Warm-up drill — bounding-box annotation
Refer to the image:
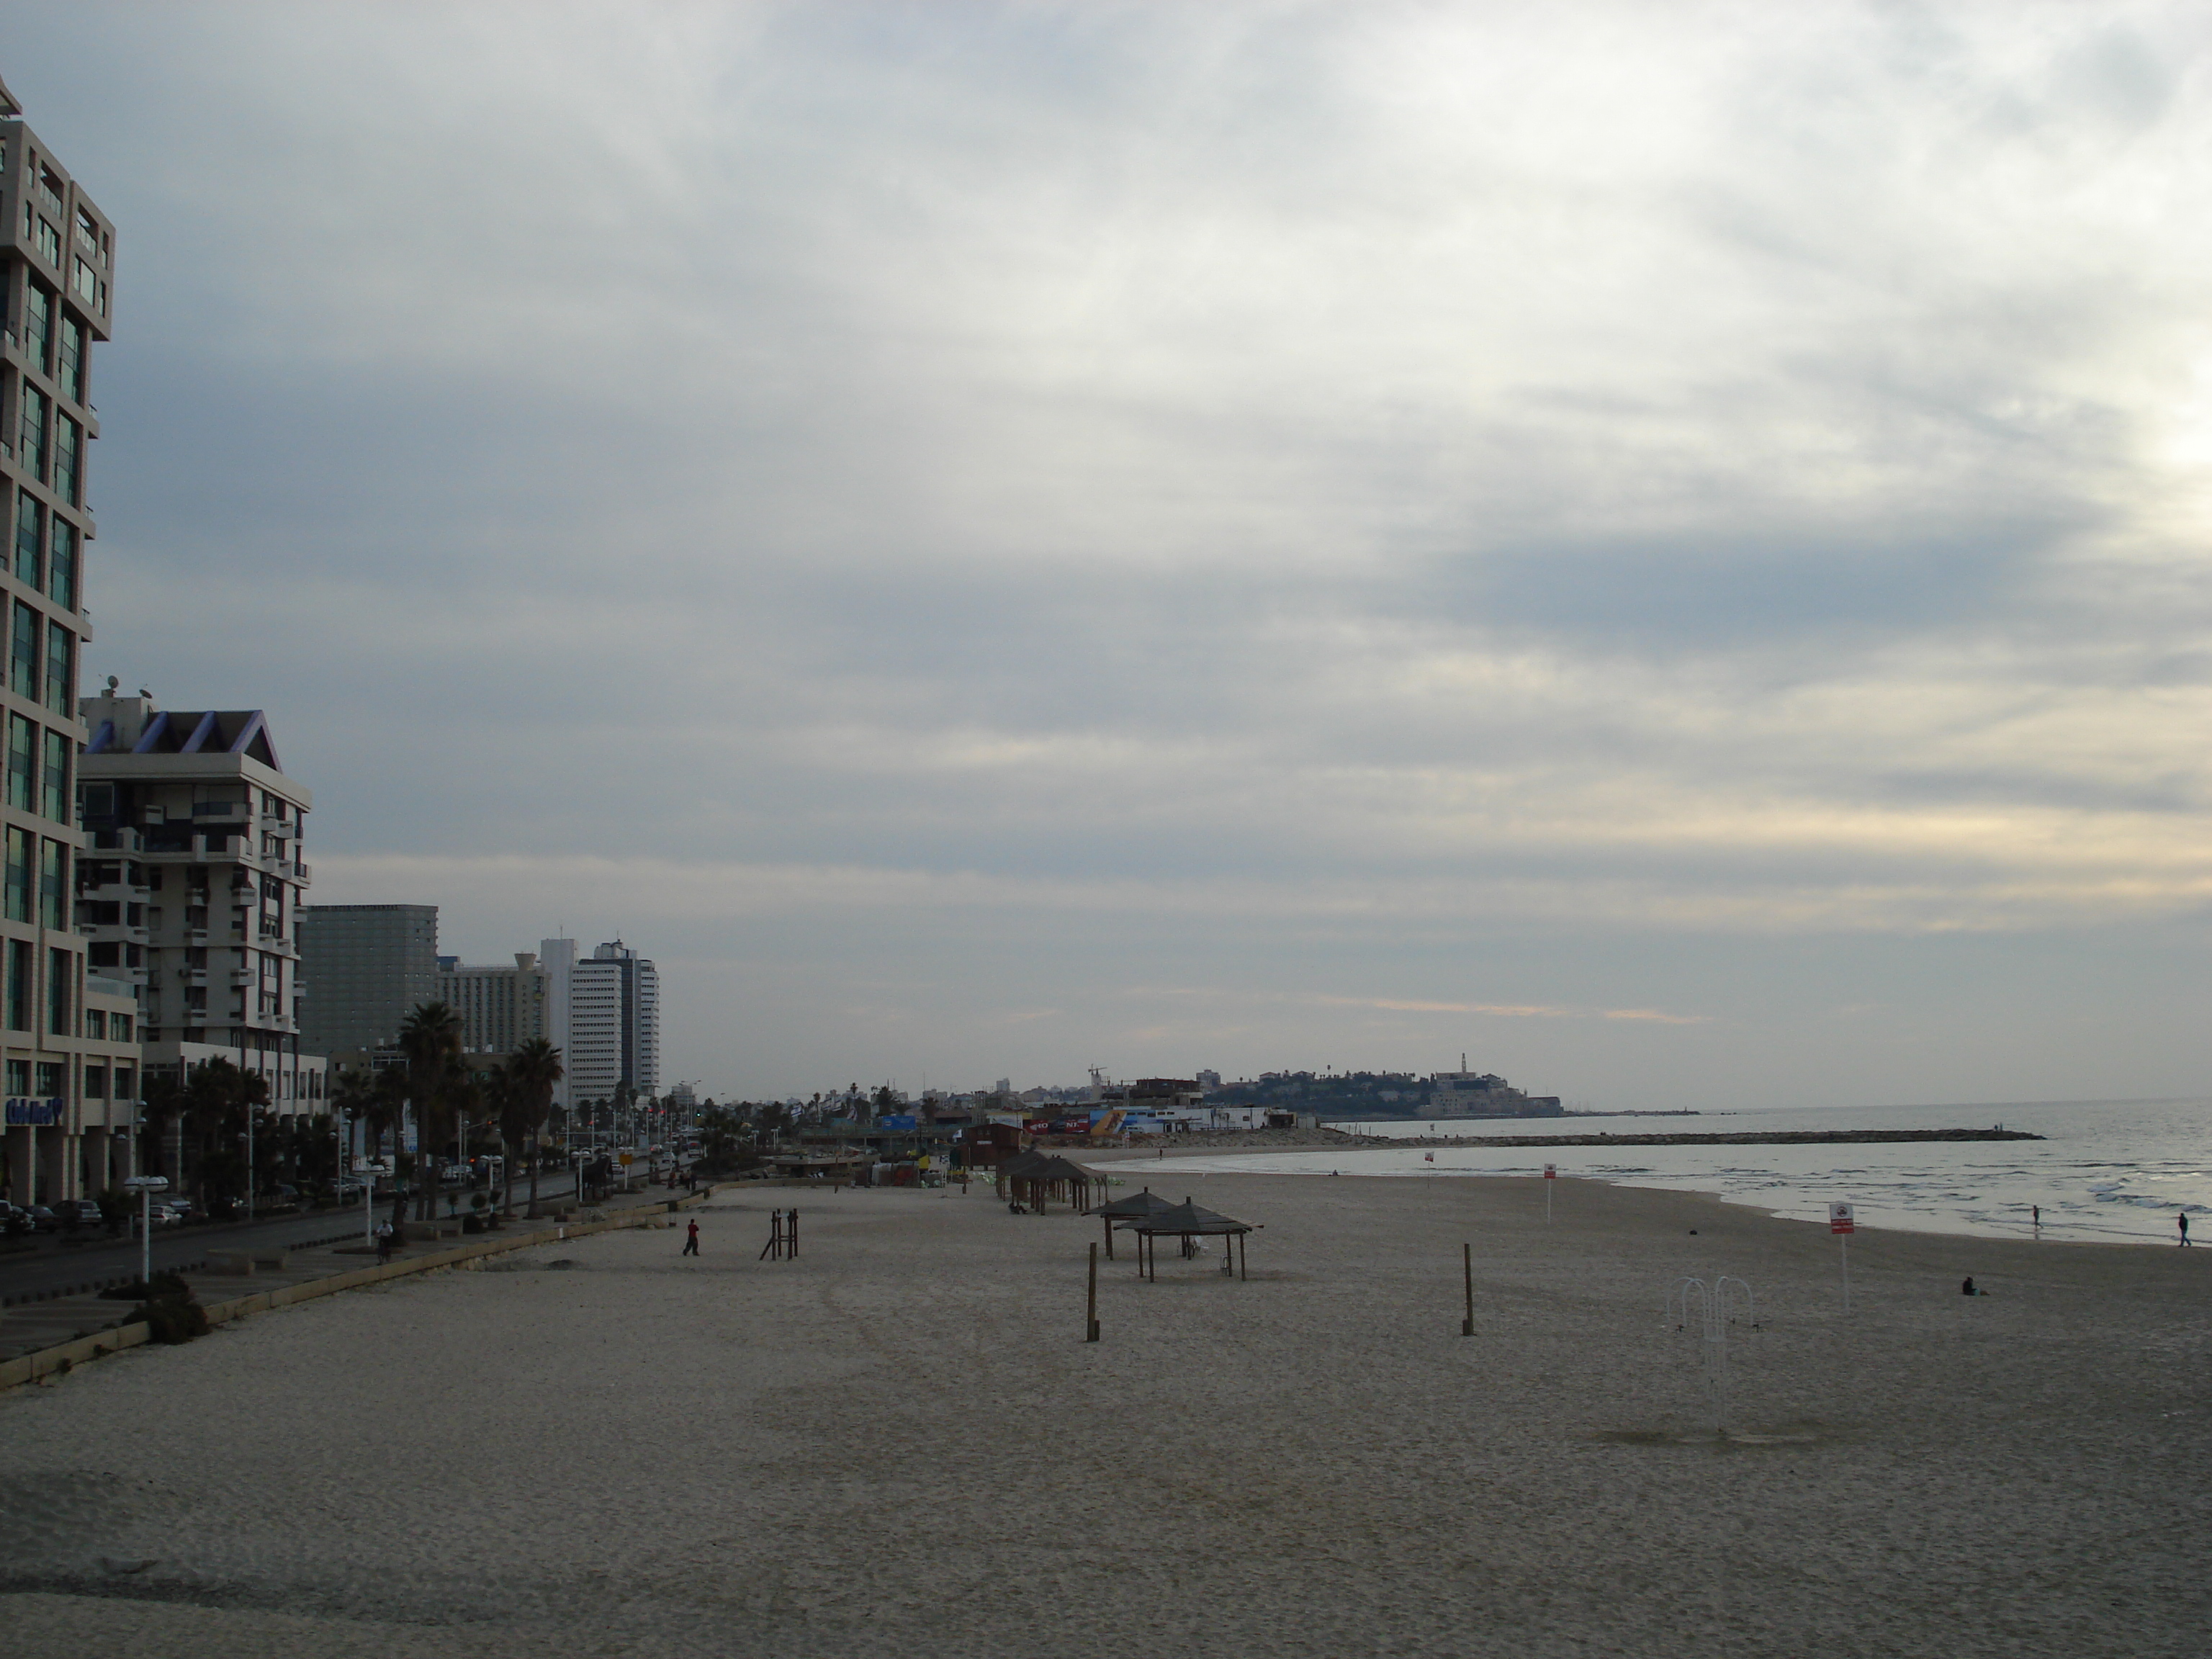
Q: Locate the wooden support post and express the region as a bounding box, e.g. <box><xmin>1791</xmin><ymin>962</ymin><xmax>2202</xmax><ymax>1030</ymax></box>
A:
<box><xmin>1086</xmin><ymin>1242</ymin><xmax>1100</xmax><ymax>1342</ymax></box>
<box><xmin>788</xmin><ymin>1208</ymin><xmax>799</xmax><ymax>1258</ymax></box>
<box><xmin>1104</xmin><ymin>1210</ymin><xmax>1114</xmax><ymax>1260</ymax></box>
<box><xmin>1462</xmin><ymin>1241</ymin><xmax>1474</xmax><ymax>1336</ymax></box>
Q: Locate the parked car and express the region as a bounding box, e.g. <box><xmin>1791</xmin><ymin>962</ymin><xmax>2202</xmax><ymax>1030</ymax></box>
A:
<box><xmin>22</xmin><ymin>1205</ymin><xmax>61</xmax><ymax>1233</ymax></box>
<box><xmin>0</xmin><ymin>1202</ymin><xmax>31</xmax><ymax>1238</ymax></box>
<box><xmin>53</xmin><ymin>1197</ymin><xmax>104</xmax><ymax>1230</ymax></box>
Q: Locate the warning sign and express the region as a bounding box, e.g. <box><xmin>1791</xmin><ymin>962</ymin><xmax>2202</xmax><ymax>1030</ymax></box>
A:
<box><xmin>1829</xmin><ymin>1202</ymin><xmax>1855</xmax><ymax>1235</ymax></box>
<box><xmin>1542</xmin><ymin>1163</ymin><xmax>1557</xmax><ymax>1180</ymax></box>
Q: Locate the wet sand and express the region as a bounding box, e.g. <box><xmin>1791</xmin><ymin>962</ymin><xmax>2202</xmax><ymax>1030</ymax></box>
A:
<box><xmin>1</xmin><ymin>1170</ymin><xmax>2206</xmax><ymax>1657</ymax></box>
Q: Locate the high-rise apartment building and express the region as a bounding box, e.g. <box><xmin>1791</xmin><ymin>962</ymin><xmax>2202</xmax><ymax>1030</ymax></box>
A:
<box><xmin>435</xmin><ymin>950</ymin><xmax>552</xmax><ymax>1055</ymax></box>
<box><xmin>567</xmin><ymin>939</ymin><xmax>657</xmax><ymax>1103</ymax></box>
<box><xmin>77</xmin><ymin>693</ymin><xmax>325</xmax><ymax>1112</ymax></box>
<box><xmin>297</xmin><ymin>904</ymin><xmax>438</xmax><ymax>1059</ymax></box>
<box><xmin>0</xmin><ymin>78</ymin><xmax>121</xmax><ymax>1204</ymax></box>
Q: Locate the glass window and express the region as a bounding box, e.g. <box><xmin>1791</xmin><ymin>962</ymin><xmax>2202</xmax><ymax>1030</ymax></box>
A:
<box><xmin>84</xmin><ymin>1062</ymin><xmax>107</xmax><ymax>1097</ymax></box>
<box><xmin>4</xmin><ymin>1056</ymin><xmax>25</xmax><ymax>1093</ymax></box>
<box><xmin>18</xmin><ymin>386</ymin><xmax>45</xmax><ymax>481</ymax></box>
<box><xmin>12</xmin><ymin>493</ymin><xmax>40</xmax><ymax>590</ymax></box>
<box><xmin>42</xmin><ymin>730</ymin><xmax>68</xmax><ymax>822</ymax></box>
<box><xmin>114</xmin><ymin>1062</ymin><xmax>135</xmax><ymax>1096</ymax></box>
<box><xmin>35</xmin><ymin>165</ymin><xmax>63</xmax><ymax>219</ymax></box>
<box><xmin>52</xmin><ymin>418</ymin><xmax>78</xmax><ymax>505</ymax></box>
<box><xmin>36</xmin><ymin>1056</ymin><xmax>63</xmax><ymax>1092</ymax></box>
<box><xmin>84</xmin><ymin>1008</ymin><xmax>105</xmax><ymax>1038</ymax></box>
<box><xmin>6</xmin><ymin>715</ymin><xmax>32</xmax><ymax>812</ymax></box>
<box><xmin>114</xmin><ymin>1017</ymin><xmax>132</xmax><ymax>1044</ymax></box>
<box><xmin>9</xmin><ymin>602</ymin><xmax>36</xmax><ymax>699</ymax></box>
<box><xmin>4</xmin><ymin>825</ymin><xmax>27</xmax><ymax>922</ymax></box>
<box><xmin>6</xmin><ymin>942</ymin><xmax>29</xmax><ymax>1033</ymax></box>
<box><xmin>22</xmin><ymin>284</ymin><xmax>50</xmax><ymax>369</ymax></box>
<box><xmin>42</xmin><ymin>620</ymin><xmax>69</xmax><ymax>716</ymax></box>
<box><xmin>75</xmin><ymin>206</ymin><xmax>98</xmax><ymax>255</ymax></box>
<box><xmin>40</xmin><ymin>839</ymin><xmax>66</xmax><ymax>928</ymax></box>
<box><xmin>46</xmin><ymin>516</ymin><xmax>74</xmax><ymax>611</ymax></box>
<box><xmin>57</xmin><ymin>318</ymin><xmax>84</xmax><ymax>404</ymax></box>
<box><xmin>72</xmin><ymin>258</ymin><xmax>96</xmax><ymax>305</ymax></box>
<box><xmin>34</xmin><ymin>217</ymin><xmax>60</xmax><ymax>269</ymax></box>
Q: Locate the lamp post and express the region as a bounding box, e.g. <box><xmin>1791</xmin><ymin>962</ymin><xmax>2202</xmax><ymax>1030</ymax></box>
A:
<box><xmin>123</xmin><ymin>1174</ymin><xmax>168</xmax><ymax>1287</ymax></box>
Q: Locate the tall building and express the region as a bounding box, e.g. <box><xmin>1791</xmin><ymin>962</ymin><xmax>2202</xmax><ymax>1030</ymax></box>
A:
<box><xmin>0</xmin><ymin>79</ymin><xmax>120</xmax><ymax>1204</ymax></box>
<box><xmin>297</xmin><ymin>904</ymin><xmax>437</xmax><ymax>1059</ymax></box>
<box><xmin>567</xmin><ymin>939</ymin><xmax>657</xmax><ymax>1103</ymax></box>
<box><xmin>76</xmin><ymin>693</ymin><xmax>325</xmax><ymax>1111</ymax></box>
<box><xmin>538</xmin><ymin>935</ymin><xmax>574</xmax><ymax>1118</ymax></box>
<box><xmin>434</xmin><ymin>950</ymin><xmax>551</xmax><ymax>1055</ymax></box>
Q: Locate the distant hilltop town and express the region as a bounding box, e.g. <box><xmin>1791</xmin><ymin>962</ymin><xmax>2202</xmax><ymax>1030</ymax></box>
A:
<box><xmin>1197</xmin><ymin>1059</ymin><xmax>1563</xmax><ymax>1122</ymax></box>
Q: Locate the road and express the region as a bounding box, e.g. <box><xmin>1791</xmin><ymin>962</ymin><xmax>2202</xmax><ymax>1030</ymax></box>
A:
<box><xmin>0</xmin><ymin>1169</ymin><xmax>609</xmax><ymax>1303</ymax></box>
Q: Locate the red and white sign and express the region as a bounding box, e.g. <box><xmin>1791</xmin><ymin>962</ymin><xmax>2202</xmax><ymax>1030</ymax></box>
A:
<box><xmin>1543</xmin><ymin>1163</ymin><xmax>1557</xmax><ymax>1180</ymax></box>
<box><xmin>1829</xmin><ymin>1202</ymin><xmax>1856</xmax><ymax>1235</ymax></box>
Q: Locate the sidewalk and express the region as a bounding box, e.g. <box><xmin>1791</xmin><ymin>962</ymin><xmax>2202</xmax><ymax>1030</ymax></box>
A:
<box><xmin>0</xmin><ymin>1178</ymin><xmax>713</xmax><ymax>1380</ymax></box>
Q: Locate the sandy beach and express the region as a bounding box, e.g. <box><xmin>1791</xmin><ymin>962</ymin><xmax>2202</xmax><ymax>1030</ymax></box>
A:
<box><xmin>2</xmin><ymin>1166</ymin><xmax>2207</xmax><ymax>1657</ymax></box>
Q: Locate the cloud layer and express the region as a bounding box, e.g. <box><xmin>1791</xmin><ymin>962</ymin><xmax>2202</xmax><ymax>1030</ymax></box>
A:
<box><xmin>8</xmin><ymin>1</ymin><xmax>2212</xmax><ymax>1105</ymax></box>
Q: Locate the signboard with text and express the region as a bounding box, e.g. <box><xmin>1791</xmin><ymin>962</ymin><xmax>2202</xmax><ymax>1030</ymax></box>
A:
<box><xmin>1830</xmin><ymin>1202</ymin><xmax>1856</xmax><ymax>1235</ymax></box>
<box><xmin>3</xmin><ymin>1097</ymin><xmax>63</xmax><ymax>1127</ymax></box>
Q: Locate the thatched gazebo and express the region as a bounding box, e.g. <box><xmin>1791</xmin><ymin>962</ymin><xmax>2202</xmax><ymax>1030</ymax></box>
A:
<box><xmin>994</xmin><ymin>1150</ymin><xmax>1049</xmax><ymax>1202</ymax></box>
<box><xmin>1122</xmin><ymin>1197</ymin><xmax>1255</xmax><ymax>1280</ymax></box>
<box><xmin>1093</xmin><ymin>1185</ymin><xmax>1179</xmax><ymax>1259</ymax></box>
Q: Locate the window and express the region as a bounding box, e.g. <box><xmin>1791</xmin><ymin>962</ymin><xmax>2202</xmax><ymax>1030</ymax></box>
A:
<box><xmin>13</xmin><ymin>493</ymin><xmax>39</xmax><ymax>588</ymax></box>
<box><xmin>4</xmin><ymin>826</ymin><xmax>27</xmax><ymax>922</ymax></box>
<box><xmin>42</xmin><ymin>729</ymin><xmax>69</xmax><ymax>822</ymax></box>
<box><xmin>87</xmin><ymin>942</ymin><xmax>117</xmax><ymax>967</ymax></box>
<box><xmin>22</xmin><ymin>284</ymin><xmax>50</xmax><ymax>369</ymax></box>
<box><xmin>35</xmin><ymin>164</ymin><xmax>63</xmax><ymax>219</ymax></box>
<box><xmin>75</xmin><ymin>206</ymin><xmax>98</xmax><ymax>257</ymax></box>
<box><xmin>17</xmin><ymin>385</ymin><xmax>45</xmax><ymax>480</ymax></box>
<box><xmin>4</xmin><ymin>1057</ymin><xmax>25</xmax><ymax>1094</ymax></box>
<box><xmin>113</xmin><ymin>1016</ymin><xmax>132</xmax><ymax>1043</ymax></box>
<box><xmin>52</xmin><ymin>417</ymin><xmax>78</xmax><ymax>505</ymax></box>
<box><xmin>45</xmin><ymin>948</ymin><xmax>68</xmax><ymax>1036</ymax></box>
<box><xmin>34</xmin><ymin>216</ymin><xmax>60</xmax><ymax>268</ymax></box>
<box><xmin>9</xmin><ymin>602</ymin><xmax>35</xmax><ymax>699</ymax></box>
<box><xmin>6</xmin><ymin>715</ymin><xmax>33</xmax><ymax>811</ymax></box>
<box><xmin>6</xmin><ymin>942</ymin><xmax>29</xmax><ymax>1032</ymax></box>
<box><xmin>40</xmin><ymin>838</ymin><xmax>66</xmax><ymax>928</ymax></box>
<box><xmin>84</xmin><ymin>1008</ymin><xmax>104</xmax><ymax>1038</ymax></box>
<box><xmin>35</xmin><ymin>1057</ymin><xmax>63</xmax><ymax>1093</ymax></box>
<box><xmin>57</xmin><ymin>318</ymin><xmax>84</xmax><ymax>404</ymax></box>
<box><xmin>114</xmin><ymin>1062</ymin><xmax>135</xmax><ymax>1097</ymax></box>
<box><xmin>46</xmin><ymin>516</ymin><xmax>74</xmax><ymax>610</ymax></box>
<box><xmin>72</xmin><ymin>258</ymin><xmax>96</xmax><ymax>305</ymax></box>
<box><xmin>84</xmin><ymin>1062</ymin><xmax>107</xmax><ymax>1098</ymax></box>
<box><xmin>43</xmin><ymin>621</ymin><xmax>70</xmax><ymax>716</ymax></box>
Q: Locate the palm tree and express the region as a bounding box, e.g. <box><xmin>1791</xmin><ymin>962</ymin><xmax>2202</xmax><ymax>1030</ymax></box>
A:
<box><xmin>140</xmin><ymin>1069</ymin><xmax>185</xmax><ymax>1187</ymax></box>
<box><xmin>500</xmin><ymin>1038</ymin><xmax>565</xmax><ymax>1218</ymax></box>
<box><xmin>397</xmin><ymin>1002</ymin><xmax>462</xmax><ymax>1220</ymax></box>
<box><xmin>330</xmin><ymin>1066</ymin><xmax>374</xmax><ymax>1182</ymax></box>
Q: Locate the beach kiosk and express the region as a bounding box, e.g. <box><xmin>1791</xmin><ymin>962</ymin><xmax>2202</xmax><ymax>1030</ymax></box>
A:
<box><xmin>1093</xmin><ymin>1185</ymin><xmax>1179</xmax><ymax>1259</ymax></box>
<box><xmin>1123</xmin><ymin>1197</ymin><xmax>1255</xmax><ymax>1281</ymax></box>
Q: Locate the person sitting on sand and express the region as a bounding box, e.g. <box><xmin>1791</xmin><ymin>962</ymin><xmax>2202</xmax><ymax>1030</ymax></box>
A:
<box><xmin>1961</xmin><ymin>1277</ymin><xmax>1989</xmax><ymax>1296</ymax></box>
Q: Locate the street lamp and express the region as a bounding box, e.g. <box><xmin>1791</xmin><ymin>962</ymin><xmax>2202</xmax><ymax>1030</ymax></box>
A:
<box><xmin>123</xmin><ymin>1174</ymin><xmax>168</xmax><ymax>1287</ymax></box>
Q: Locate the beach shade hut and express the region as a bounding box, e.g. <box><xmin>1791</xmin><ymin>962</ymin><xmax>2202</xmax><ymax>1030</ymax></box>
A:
<box><xmin>1093</xmin><ymin>1186</ymin><xmax>1179</xmax><ymax>1259</ymax></box>
<box><xmin>1125</xmin><ymin>1197</ymin><xmax>1255</xmax><ymax>1281</ymax></box>
<box><xmin>1012</xmin><ymin>1155</ymin><xmax>1094</xmax><ymax>1214</ymax></box>
<box><xmin>994</xmin><ymin>1149</ymin><xmax>1050</xmax><ymax>1202</ymax></box>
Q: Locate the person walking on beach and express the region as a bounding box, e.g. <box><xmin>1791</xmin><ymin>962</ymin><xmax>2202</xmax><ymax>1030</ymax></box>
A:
<box><xmin>2180</xmin><ymin>1212</ymin><xmax>2192</xmax><ymax>1247</ymax></box>
<box><xmin>682</xmin><ymin>1218</ymin><xmax>700</xmax><ymax>1256</ymax></box>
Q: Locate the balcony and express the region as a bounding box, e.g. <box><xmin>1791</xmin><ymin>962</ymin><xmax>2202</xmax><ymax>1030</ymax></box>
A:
<box><xmin>229</xmin><ymin>968</ymin><xmax>253</xmax><ymax>987</ymax></box>
<box><xmin>261</xmin><ymin>816</ymin><xmax>297</xmax><ymax>838</ymax></box>
<box><xmin>181</xmin><ymin>968</ymin><xmax>207</xmax><ymax>988</ymax></box>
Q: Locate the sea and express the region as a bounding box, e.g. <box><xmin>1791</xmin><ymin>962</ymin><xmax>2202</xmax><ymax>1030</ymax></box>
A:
<box><xmin>1143</xmin><ymin>1097</ymin><xmax>2212</xmax><ymax>1245</ymax></box>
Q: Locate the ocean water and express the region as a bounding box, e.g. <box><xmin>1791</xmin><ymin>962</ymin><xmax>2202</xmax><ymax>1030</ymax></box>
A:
<box><xmin>1131</xmin><ymin>1098</ymin><xmax>2212</xmax><ymax>1244</ymax></box>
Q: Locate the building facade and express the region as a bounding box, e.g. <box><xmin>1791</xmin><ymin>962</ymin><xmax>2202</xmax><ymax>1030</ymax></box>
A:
<box><xmin>76</xmin><ymin>694</ymin><xmax>323</xmax><ymax>1112</ymax></box>
<box><xmin>435</xmin><ymin>950</ymin><xmax>552</xmax><ymax>1056</ymax></box>
<box><xmin>0</xmin><ymin>80</ymin><xmax>119</xmax><ymax>1203</ymax></box>
<box><xmin>297</xmin><ymin>904</ymin><xmax>437</xmax><ymax>1061</ymax></box>
<box><xmin>567</xmin><ymin>939</ymin><xmax>657</xmax><ymax>1104</ymax></box>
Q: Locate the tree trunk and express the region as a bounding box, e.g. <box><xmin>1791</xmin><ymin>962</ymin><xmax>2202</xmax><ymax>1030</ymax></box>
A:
<box><xmin>526</xmin><ymin>1133</ymin><xmax>540</xmax><ymax>1219</ymax></box>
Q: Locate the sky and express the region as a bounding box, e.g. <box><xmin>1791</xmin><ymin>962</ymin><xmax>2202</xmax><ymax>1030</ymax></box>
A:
<box><xmin>4</xmin><ymin>1</ymin><xmax>2211</xmax><ymax>1109</ymax></box>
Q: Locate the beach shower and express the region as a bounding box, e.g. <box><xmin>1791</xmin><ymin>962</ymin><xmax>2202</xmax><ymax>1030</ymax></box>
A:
<box><xmin>1668</xmin><ymin>1275</ymin><xmax>1757</xmax><ymax>1433</ymax></box>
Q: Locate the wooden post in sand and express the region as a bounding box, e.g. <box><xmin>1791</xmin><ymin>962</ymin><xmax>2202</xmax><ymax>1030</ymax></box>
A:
<box><xmin>1462</xmin><ymin>1242</ymin><xmax>1474</xmax><ymax>1336</ymax></box>
<box><xmin>1086</xmin><ymin>1243</ymin><xmax>1100</xmax><ymax>1342</ymax></box>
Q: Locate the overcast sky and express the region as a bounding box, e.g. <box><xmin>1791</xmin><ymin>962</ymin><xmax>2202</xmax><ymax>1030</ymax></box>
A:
<box><xmin>7</xmin><ymin>2</ymin><xmax>2211</xmax><ymax>1107</ymax></box>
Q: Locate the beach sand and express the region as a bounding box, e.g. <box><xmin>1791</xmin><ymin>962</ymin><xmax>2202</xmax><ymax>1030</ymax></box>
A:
<box><xmin>1</xmin><ymin>1168</ymin><xmax>2206</xmax><ymax>1657</ymax></box>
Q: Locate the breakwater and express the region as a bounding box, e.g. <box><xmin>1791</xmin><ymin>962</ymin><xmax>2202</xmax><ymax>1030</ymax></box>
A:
<box><xmin>1364</xmin><ymin>1128</ymin><xmax>2044</xmax><ymax>1150</ymax></box>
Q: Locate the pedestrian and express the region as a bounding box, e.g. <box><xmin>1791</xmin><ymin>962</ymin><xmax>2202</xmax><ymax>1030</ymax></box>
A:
<box><xmin>2031</xmin><ymin>1204</ymin><xmax>2039</xmax><ymax>1231</ymax></box>
<box><xmin>681</xmin><ymin>1218</ymin><xmax>700</xmax><ymax>1256</ymax></box>
<box><xmin>374</xmin><ymin>1219</ymin><xmax>394</xmax><ymax>1266</ymax></box>
<box><xmin>2180</xmin><ymin>1212</ymin><xmax>2192</xmax><ymax>1247</ymax></box>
